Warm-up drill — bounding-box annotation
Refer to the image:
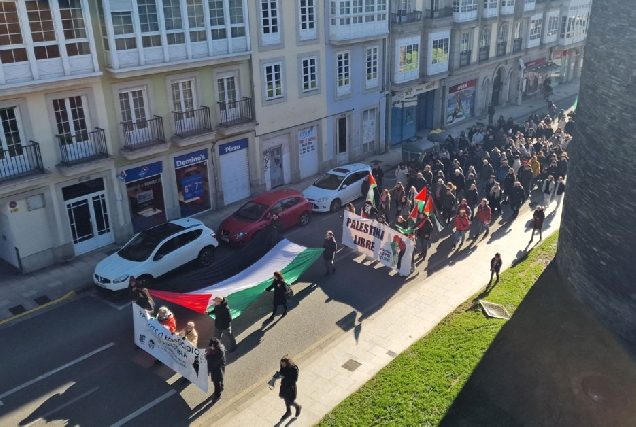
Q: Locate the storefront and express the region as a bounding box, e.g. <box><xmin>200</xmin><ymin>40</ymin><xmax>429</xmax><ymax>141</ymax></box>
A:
<box><xmin>218</xmin><ymin>138</ymin><xmax>250</xmax><ymax>206</ymax></box>
<box><xmin>174</xmin><ymin>149</ymin><xmax>211</xmax><ymax>217</ymax></box>
<box><xmin>521</xmin><ymin>58</ymin><xmax>560</xmax><ymax>98</ymax></box>
<box><xmin>298</xmin><ymin>125</ymin><xmax>319</xmax><ymax>179</ymax></box>
<box><xmin>390</xmin><ymin>81</ymin><xmax>438</xmax><ymax>144</ymax></box>
<box><xmin>446</xmin><ymin>79</ymin><xmax>477</xmax><ymax>126</ymax></box>
<box><xmin>121</xmin><ymin>161</ymin><xmax>166</xmax><ymax>233</ymax></box>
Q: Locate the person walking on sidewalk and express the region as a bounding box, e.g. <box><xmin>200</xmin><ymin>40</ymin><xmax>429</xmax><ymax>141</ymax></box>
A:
<box><xmin>554</xmin><ymin>176</ymin><xmax>566</xmax><ymax>210</ymax></box>
<box><xmin>206</xmin><ymin>338</ymin><xmax>226</xmax><ymax>403</ymax></box>
<box><xmin>323</xmin><ymin>230</ymin><xmax>337</xmax><ymax>275</ymax></box>
<box><xmin>209</xmin><ymin>297</ymin><xmax>237</xmax><ymax>352</ymax></box>
<box><xmin>488</xmin><ymin>103</ymin><xmax>496</xmax><ymax>126</ymax></box>
<box><xmin>542</xmin><ymin>175</ymin><xmax>556</xmax><ymax>208</ymax></box>
<box><xmin>278</xmin><ymin>356</ymin><xmax>302</xmax><ymax>421</ymax></box>
<box><xmin>452</xmin><ymin>210</ymin><xmax>471</xmax><ymax>250</ymax></box>
<box><xmin>529</xmin><ymin>206</ymin><xmax>546</xmax><ymax>243</ymax></box>
<box><xmin>509</xmin><ymin>181</ymin><xmax>526</xmax><ymax>219</ymax></box>
<box><xmin>265</xmin><ymin>271</ymin><xmax>289</xmax><ymax>319</ymax></box>
<box><xmin>472</xmin><ymin>199</ymin><xmax>492</xmax><ymax>239</ymax></box>
<box><xmin>490</xmin><ymin>253</ymin><xmax>502</xmax><ymax>284</ymax></box>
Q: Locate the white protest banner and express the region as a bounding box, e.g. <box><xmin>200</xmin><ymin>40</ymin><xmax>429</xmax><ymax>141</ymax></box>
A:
<box><xmin>132</xmin><ymin>304</ymin><xmax>208</xmax><ymax>392</ymax></box>
<box><xmin>342</xmin><ymin>211</ymin><xmax>414</xmax><ymax>276</ymax></box>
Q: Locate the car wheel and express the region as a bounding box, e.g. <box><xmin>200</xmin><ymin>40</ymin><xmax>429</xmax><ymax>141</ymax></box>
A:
<box><xmin>330</xmin><ymin>199</ymin><xmax>342</xmax><ymax>212</ymax></box>
<box><xmin>136</xmin><ymin>275</ymin><xmax>153</xmax><ymax>287</ymax></box>
<box><xmin>198</xmin><ymin>246</ymin><xmax>216</xmax><ymax>267</ymax></box>
<box><xmin>299</xmin><ymin>211</ymin><xmax>310</xmax><ymax>226</ymax></box>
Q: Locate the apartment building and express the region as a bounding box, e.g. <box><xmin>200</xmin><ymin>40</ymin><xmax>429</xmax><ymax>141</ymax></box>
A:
<box><xmin>389</xmin><ymin>0</ymin><xmax>590</xmax><ymax>143</ymax></box>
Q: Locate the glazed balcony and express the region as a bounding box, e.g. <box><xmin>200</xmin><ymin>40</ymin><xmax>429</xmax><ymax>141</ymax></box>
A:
<box><xmin>390</xmin><ymin>10</ymin><xmax>422</xmax><ymax>24</ymax></box>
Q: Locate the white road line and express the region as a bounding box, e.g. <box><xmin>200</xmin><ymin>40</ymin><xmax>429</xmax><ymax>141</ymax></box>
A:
<box><xmin>23</xmin><ymin>387</ymin><xmax>99</xmax><ymax>427</ymax></box>
<box><xmin>91</xmin><ymin>293</ymin><xmax>131</xmax><ymax>311</ymax></box>
<box><xmin>110</xmin><ymin>390</ymin><xmax>176</xmax><ymax>427</ymax></box>
<box><xmin>0</xmin><ymin>343</ymin><xmax>114</xmax><ymax>401</ymax></box>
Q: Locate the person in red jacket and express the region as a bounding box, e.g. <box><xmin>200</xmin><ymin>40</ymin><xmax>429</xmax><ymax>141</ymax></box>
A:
<box><xmin>472</xmin><ymin>199</ymin><xmax>492</xmax><ymax>239</ymax></box>
<box><xmin>157</xmin><ymin>306</ymin><xmax>177</xmax><ymax>333</ymax></box>
<box><xmin>452</xmin><ymin>210</ymin><xmax>471</xmax><ymax>249</ymax></box>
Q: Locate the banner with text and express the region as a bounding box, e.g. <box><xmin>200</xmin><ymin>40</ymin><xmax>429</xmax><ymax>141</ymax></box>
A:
<box><xmin>132</xmin><ymin>304</ymin><xmax>208</xmax><ymax>392</ymax></box>
<box><xmin>342</xmin><ymin>211</ymin><xmax>414</xmax><ymax>276</ymax></box>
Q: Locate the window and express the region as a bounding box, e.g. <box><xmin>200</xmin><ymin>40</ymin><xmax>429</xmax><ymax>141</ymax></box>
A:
<box><xmin>365</xmin><ymin>46</ymin><xmax>378</xmax><ymax>89</ymax></box>
<box><xmin>546</xmin><ymin>15</ymin><xmax>558</xmax><ymax>37</ymax></box>
<box><xmin>228</xmin><ymin>0</ymin><xmax>245</xmax><ymax>38</ymax></box>
<box><xmin>119</xmin><ymin>89</ymin><xmax>148</xmax><ymax>124</ymax></box>
<box><xmin>529</xmin><ymin>17</ymin><xmax>542</xmax><ymax>41</ymax></box>
<box><xmin>0</xmin><ymin>2</ymin><xmax>28</xmax><ymax>63</ymax></box>
<box><xmin>301</xmin><ymin>57</ymin><xmax>317</xmax><ymax>92</ymax></box>
<box><xmin>395</xmin><ymin>37</ymin><xmax>419</xmax><ymax>83</ymax></box>
<box><xmin>171</xmin><ymin>80</ymin><xmax>195</xmax><ymax>113</ymax></box>
<box><xmin>501</xmin><ymin>0</ymin><xmax>514</xmax><ymax>5</ymax></box>
<box><xmin>484</xmin><ymin>0</ymin><xmax>497</xmax><ymax>9</ymax></box>
<box><xmin>460</xmin><ymin>31</ymin><xmax>472</xmax><ymax>52</ymax></box>
<box><xmin>26</xmin><ymin>0</ymin><xmax>60</xmax><ymax>59</ymax></box>
<box><xmin>264</xmin><ymin>62</ymin><xmax>283</xmax><ymax>100</ymax></box>
<box><xmin>480</xmin><ymin>27</ymin><xmax>490</xmax><ymax>47</ymax></box>
<box><xmin>336</xmin><ymin>51</ymin><xmax>350</xmax><ymax>95</ymax></box>
<box><xmin>136</xmin><ymin>0</ymin><xmax>160</xmax><ymax>47</ymax></box>
<box><xmin>163</xmin><ymin>0</ymin><xmax>185</xmax><ymax>44</ymax></box>
<box><xmin>0</xmin><ymin>107</ymin><xmax>25</xmax><ymax>159</ymax></box>
<box><xmin>155</xmin><ymin>236</ymin><xmax>179</xmax><ymax>259</ymax></box>
<box><xmin>514</xmin><ymin>21</ymin><xmax>522</xmax><ymax>38</ymax></box>
<box><xmin>299</xmin><ymin>0</ymin><xmax>316</xmax><ymax>40</ymax></box>
<box><xmin>261</xmin><ymin>0</ymin><xmax>280</xmax><ymax>45</ymax></box>
<box><xmin>498</xmin><ymin>23</ymin><xmax>508</xmax><ymax>43</ymax></box>
<box><xmin>330</xmin><ymin>0</ymin><xmax>387</xmax><ymax>25</ymax></box>
<box><xmin>432</xmin><ymin>38</ymin><xmax>449</xmax><ymax>64</ymax></box>
<box><xmin>361</xmin><ymin>108</ymin><xmax>376</xmax><ymax>153</ymax></box>
<box><xmin>187</xmin><ymin>0</ymin><xmax>206</xmax><ymax>42</ymax></box>
<box><xmin>112</xmin><ymin>12</ymin><xmax>136</xmax><ymax>50</ymax></box>
<box><xmin>453</xmin><ymin>0</ymin><xmax>478</xmax><ymax>12</ymax></box>
<box><xmin>217</xmin><ymin>75</ymin><xmax>237</xmax><ymax>105</ymax></box>
<box><xmin>59</xmin><ymin>0</ymin><xmax>90</xmax><ymax>56</ymax></box>
<box><xmin>179</xmin><ymin>229</ymin><xmax>202</xmax><ymax>246</ymax></box>
<box><xmin>53</xmin><ymin>96</ymin><xmax>89</xmax><ymax>138</ymax></box>
<box><xmin>209</xmin><ymin>0</ymin><xmax>226</xmax><ymax>40</ymax></box>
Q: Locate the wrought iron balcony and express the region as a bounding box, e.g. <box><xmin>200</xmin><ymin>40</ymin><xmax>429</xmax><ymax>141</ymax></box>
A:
<box><xmin>513</xmin><ymin>38</ymin><xmax>523</xmax><ymax>53</ymax></box>
<box><xmin>218</xmin><ymin>97</ymin><xmax>253</xmax><ymax>127</ymax></box>
<box><xmin>479</xmin><ymin>46</ymin><xmax>490</xmax><ymax>62</ymax></box>
<box><xmin>56</xmin><ymin>128</ymin><xmax>109</xmax><ymax>165</ymax></box>
<box><xmin>0</xmin><ymin>141</ymin><xmax>44</xmax><ymax>182</ymax></box>
<box><xmin>459</xmin><ymin>50</ymin><xmax>471</xmax><ymax>67</ymax></box>
<box><xmin>121</xmin><ymin>116</ymin><xmax>165</xmax><ymax>150</ymax></box>
<box><xmin>173</xmin><ymin>106</ymin><xmax>212</xmax><ymax>137</ymax></box>
<box><xmin>496</xmin><ymin>42</ymin><xmax>507</xmax><ymax>57</ymax></box>
<box><xmin>390</xmin><ymin>10</ymin><xmax>422</xmax><ymax>23</ymax></box>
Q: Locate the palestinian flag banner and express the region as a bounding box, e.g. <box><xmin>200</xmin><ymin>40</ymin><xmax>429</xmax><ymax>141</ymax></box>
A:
<box><xmin>366</xmin><ymin>174</ymin><xmax>378</xmax><ymax>206</ymax></box>
<box><xmin>149</xmin><ymin>240</ymin><xmax>323</xmax><ymax>318</ymax></box>
<box><xmin>408</xmin><ymin>187</ymin><xmax>428</xmax><ymax>220</ymax></box>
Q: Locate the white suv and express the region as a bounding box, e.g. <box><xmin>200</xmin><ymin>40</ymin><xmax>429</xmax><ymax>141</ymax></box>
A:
<box><xmin>94</xmin><ymin>218</ymin><xmax>218</xmax><ymax>291</ymax></box>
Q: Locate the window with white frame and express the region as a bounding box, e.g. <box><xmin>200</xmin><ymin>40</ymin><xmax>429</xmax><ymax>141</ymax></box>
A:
<box><xmin>217</xmin><ymin>74</ymin><xmax>238</xmax><ymax>106</ymax></box>
<box><xmin>261</xmin><ymin>0</ymin><xmax>280</xmax><ymax>45</ymax></box>
<box><xmin>501</xmin><ymin>0</ymin><xmax>514</xmax><ymax>5</ymax></box>
<box><xmin>53</xmin><ymin>96</ymin><xmax>89</xmax><ymax>141</ymax></box>
<box><xmin>361</xmin><ymin>108</ymin><xmax>376</xmax><ymax>153</ymax></box>
<box><xmin>546</xmin><ymin>15</ymin><xmax>558</xmax><ymax>37</ymax></box>
<box><xmin>480</xmin><ymin>27</ymin><xmax>490</xmax><ymax>47</ymax></box>
<box><xmin>264</xmin><ymin>62</ymin><xmax>283</xmax><ymax>100</ymax></box>
<box><xmin>529</xmin><ymin>17</ymin><xmax>542</xmax><ymax>41</ymax></box>
<box><xmin>187</xmin><ymin>0</ymin><xmax>206</xmax><ymax>42</ymax></box>
<box><xmin>460</xmin><ymin>31</ymin><xmax>472</xmax><ymax>52</ymax></box>
<box><xmin>365</xmin><ymin>46</ymin><xmax>379</xmax><ymax>89</ymax></box>
<box><xmin>163</xmin><ymin>0</ymin><xmax>185</xmax><ymax>45</ymax></box>
<box><xmin>137</xmin><ymin>0</ymin><xmax>161</xmax><ymax>48</ymax></box>
<box><xmin>209</xmin><ymin>0</ymin><xmax>226</xmax><ymax>40</ymax></box>
<box><xmin>336</xmin><ymin>51</ymin><xmax>350</xmax><ymax>95</ymax></box>
<box><xmin>453</xmin><ymin>0</ymin><xmax>478</xmax><ymax>13</ymax></box>
<box><xmin>26</xmin><ymin>0</ymin><xmax>60</xmax><ymax>59</ymax></box>
<box><xmin>112</xmin><ymin>12</ymin><xmax>137</xmax><ymax>50</ymax></box>
<box><xmin>395</xmin><ymin>37</ymin><xmax>419</xmax><ymax>83</ymax></box>
<box><xmin>59</xmin><ymin>0</ymin><xmax>90</xmax><ymax>56</ymax></box>
<box><xmin>330</xmin><ymin>0</ymin><xmax>387</xmax><ymax>25</ymax></box>
<box><xmin>431</xmin><ymin>38</ymin><xmax>449</xmax><ymax>65</ymax></box>
<box><xmin>171</xmin><ymin>80</ymin><xmax>195</xmax><ymax>113</ymax></box>
<box><xmin>484</xmin><ymin>0</ymin><xmax>497</xmax><ymax>10</ymax></box>
<box><xmin>119</xmin><ymin>89</ymin><xmax>148</xmax><ymax>124</ymax></box>
<box><xmin>0</xmin><ymin>107</ymin><xmax>25</xmax><ymax>158</ymax></box>
<box><xmin>352</xmin><ymin>0</ymin><xmax>363</xmax><ymax>24</ymax></box>
<box><xmin>299</xmin><ymin>0</ymin><xmax>316</xmax><ymax>40</ymax></box>
<box><xmin>228</xmin><ymin>0</ymin><xmax>246</xmax><ymax>38</ymax></box>
<box><xmin>0</xmin><ymin>2</ymin><xmax>28</xmax><ymax>63</ymax></box>
<box><xmin>301</xmin><ymin>56</ymin><xmax>318</xmax><ymax>92</ymax></box>
<box><xmin>498</xmin><ymin>23</ymin><xmax>508</xmax><ymax>43</ymax></box>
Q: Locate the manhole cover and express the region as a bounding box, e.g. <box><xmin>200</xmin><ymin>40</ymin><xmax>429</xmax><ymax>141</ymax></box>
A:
<box><xmin>9</xmin><ymin>305</ymin><xmax>25</xmax><ymax>316</ymax></box>
<box><xmin>479</xmin><ymin>300</ymin><xmax>510</xmax><ymax>320</ymax></box>
<box><xmin>578</xmin><ymin>374</ymin><xmax>629</xmax><ymax>410</ymax></box>
<box><xmin>34</xmin><ymin>295</ymin><xmax>51</xmax><ymax>305</ymax></box>
<box><xmin>342</xmin><ymin>359</ymin><xmax>362</xmax><ymax>372</ymax></box>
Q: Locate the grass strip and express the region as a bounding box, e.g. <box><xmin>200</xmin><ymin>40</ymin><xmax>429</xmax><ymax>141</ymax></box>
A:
<box><xmin>317</xmin><ymin>232</ymin><xmax>559</xmax><ymax>427</ymax></box>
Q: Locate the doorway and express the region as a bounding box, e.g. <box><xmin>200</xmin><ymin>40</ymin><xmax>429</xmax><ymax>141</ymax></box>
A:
<box><xmin>336</xmin><ymin>117</ymin><xmax>348</xmax><ymax>164</ymax></box>
<box><xmin>269</xmin><ymin>145</ymin><xmax>284</xmax><ymax>188</ymax></box>
<box><xmin>417</xmin><ymin>91</ymin><xmax>436</xmax><ymax>131</ymax></box>
<box><xmin>492</xmin><ymin>68</ymin><xmax>504</xmax><ymax>106</ymax></box>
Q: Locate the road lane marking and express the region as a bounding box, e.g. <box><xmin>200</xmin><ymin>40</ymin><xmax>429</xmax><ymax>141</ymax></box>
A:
<box><xmin>110</xmin><ymin>390</ymin><xmax>176</xmax><ymax>427</ymax></box>
<box><xmin>0</xmin><ymin>343</ymin><xmax>114</xmax><ymax>401</ymax></box>
<box><xmin>23</xmin><ymin>386</ymin><xmax>99</xmax><ymax>426</ymax></box>
<box><xmin>91</xmin><ymin>292</ymin><xmax>132</xmax><ymax>311</ymax></box>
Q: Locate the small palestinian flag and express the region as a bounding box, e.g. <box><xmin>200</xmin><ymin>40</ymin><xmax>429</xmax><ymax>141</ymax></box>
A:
<box><xmin>366</xmin><ymin>174</ymin><xmax>378</xmax><ymax>206</ymax></box>
<box><xmin>423</xmin><ymin>194</ymin><xmax>435</xmax><ymax>216</ymax></box>
<box><xmin>408</xmin><ymin>187</ymin><xmax>428</xmax><ymax>220</ymax></box>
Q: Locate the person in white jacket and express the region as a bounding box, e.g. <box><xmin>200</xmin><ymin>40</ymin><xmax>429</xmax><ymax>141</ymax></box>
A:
<box><xmin>542</xmin><ymin>175</ymin><xmax>556</xmax><ymax>207</ymax></box>
<box><xmin>395</xmin><ymin>163</ymin><xmax>409</xmax><ymax>188</ymax></box>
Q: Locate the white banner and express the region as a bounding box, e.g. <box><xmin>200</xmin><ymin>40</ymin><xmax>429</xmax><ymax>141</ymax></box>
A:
<box><xmin>132</xmin><ymin>304</ymin><xmax>209</xmax><ymax>392</ymax></box>
<box><xmin>342</xmin><ymin>211</ymin><xmax>415</xmax><ymax>276</ymax></box>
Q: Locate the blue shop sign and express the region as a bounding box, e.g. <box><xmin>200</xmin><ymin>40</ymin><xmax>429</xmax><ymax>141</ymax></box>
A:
<box><xmin>174</xmin><ymin>149</ymin><xmax>208</xmax><ymax>168</ymax></box>
<box><xmin>121</xmin><ymin>161</ymin><xmax>163</xmax><ymax>183</ymax></box>
<box><xmin>219</xmin><ymin>138</ymin><xmax>248</xmax><ymax>156</ymax></box>
<box><xmin>181</xmin><ymin>174</ymin><xmax>204</xmax><ymax>201</ymax></box>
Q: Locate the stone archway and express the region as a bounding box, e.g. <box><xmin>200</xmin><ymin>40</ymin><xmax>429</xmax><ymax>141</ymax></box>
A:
<box><xmin>491</xmin><ymin>66</ymin><xmax>505</xmax><ymax>106</ymax></box>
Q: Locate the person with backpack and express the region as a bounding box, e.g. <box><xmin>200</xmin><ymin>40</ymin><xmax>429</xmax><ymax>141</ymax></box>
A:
<box><xmin>265</xmin><ymin>271</ymin><xmax>290</xmax><ymax>319</ymax></box>
<box><xmin>323</xmin><ymin>230</ymin><xmax>337</xmax><ymax>275</ymax></box>
<box><xmin>209</xmin><ymin>296</ymin><xmax>237</xmax><ymax>352</ymax></box>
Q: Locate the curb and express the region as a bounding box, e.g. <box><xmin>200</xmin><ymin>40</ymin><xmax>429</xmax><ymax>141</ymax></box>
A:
<box><xmin>0</xmin><ymin>291</ymin><xmax>76</xmax><ymax>327</ymax></box>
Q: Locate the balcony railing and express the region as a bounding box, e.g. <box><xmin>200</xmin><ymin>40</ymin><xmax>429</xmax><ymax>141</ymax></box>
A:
<box><xmin>56</xmin><ymin>128</ymin><xmax>109</xmax><ymax>166</ymax></box>
<box><xmin>0</xmin><ymin>141</ymin><xmax>44</xmax><ymax>182</ymax></box>
<box><xmin>173</xmin><ymin>106</ymin><xmax>212</xmax><ymax>137</ymax></box>
<box><xmin>513</xmin><ymin>38</ymin><xmax>523</xmax><ymax>53</ymax></box>
<box><xmin>496</xmin><ymin>41</ymin><xmax>507</xmax><ymax>57</ymax></box>
<box><xmin>479</xmin><ymin>46</ymin><xmax>490</xmax><ymax>62</ymax></box>
<box><xmin>121</xmin><ymin>116</ymin><xmax>165</xmax><ymax>150</ymax></box>
<box><xmin>390</xmin><ymin>10</ymin><xmax>422</xmax><ymax>23</ymax></box>
<box><xmin>423</xmin><ymin>7</ymin><xmax>453</xmax><ymax>19</ymax></box>
<box><xmin>459</xmin><ymin>50</ymin><xmax>471</xmax><ymax>67</ymax></box>
<box><xmin>218</xmin><ymin>97</ymin><xmax>253</xmax><ymax>127</ymax></box>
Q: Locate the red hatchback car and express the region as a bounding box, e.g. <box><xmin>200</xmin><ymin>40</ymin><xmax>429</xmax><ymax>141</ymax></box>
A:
<box><xmin>217</xmin><ymin>189</ymin><xmax>312</xmax><ymax>245</ymax></box>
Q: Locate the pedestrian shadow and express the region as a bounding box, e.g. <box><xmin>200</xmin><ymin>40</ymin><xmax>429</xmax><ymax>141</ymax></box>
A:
<box><xmin>486</xmin><ymin>216</ymin><xmax>514</xmax><ymax>244</ymax></box>
<box><xmin>334</xmin><ymin>310</ymin><xmax>363</xmax><ymax>343</ymax></box>
<box><xmin>424</xmin><ymin>236</ymin><xmax>454</xmax><ymax>276</ymax></box>
<box><xmin>275</xmin><ymin>417</ymin><xmax>299</xmax><ymax>426</ymax></box>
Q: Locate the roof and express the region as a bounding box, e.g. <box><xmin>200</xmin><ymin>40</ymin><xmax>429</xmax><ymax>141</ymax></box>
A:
<box><xmin>329</xmin><ymin>163</ymin><xmax>370</xmax><ymax>176</ymax></box>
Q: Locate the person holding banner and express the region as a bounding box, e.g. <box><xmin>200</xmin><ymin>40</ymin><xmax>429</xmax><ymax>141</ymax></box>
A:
<box><xmin>265</xmin><ymin>271</ymin><xmax>289</xmax><ymax>319</ymax></box>
<box><xmin>157</xmin><ymin>306</ymin><xmax>177</xmax><ymax>333</ymax></box>
<box><xmin>206</xmin><ymin>338</ymin><xmax>226</xmax><ymax>402</ymax></box>
<box><xmin>178</xmin><ymin>321</ymin><xmax>198</xmax><ymax>346</ymax></box>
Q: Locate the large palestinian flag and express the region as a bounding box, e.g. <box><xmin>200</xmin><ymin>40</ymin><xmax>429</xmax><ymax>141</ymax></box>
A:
<box><xmin>148</xmin><ymin>228</ymin><xmax>323</xmax><ymax>318</ymax></box>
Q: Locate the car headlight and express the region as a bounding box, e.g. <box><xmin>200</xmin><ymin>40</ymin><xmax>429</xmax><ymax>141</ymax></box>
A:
<box><xmin>113</xmin><ymin>274</ymin><xmax>130</xmax><ymax>283</ymax></box>
<box><xmin>317</xmin><ymin>197</ymin><xmax>329</xmax><ymax>202</ymax></box>
<box><xmin>233</xmin><ymin>231</ymin><xmax>248</xmax><ymax>238</ymax></box>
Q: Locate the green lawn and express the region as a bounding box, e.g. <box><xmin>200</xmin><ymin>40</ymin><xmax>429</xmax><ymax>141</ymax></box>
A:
<box><xmin>317</xmin><ymin>233</ymin><xmax>559</xmax><ymax>427</ymax></box>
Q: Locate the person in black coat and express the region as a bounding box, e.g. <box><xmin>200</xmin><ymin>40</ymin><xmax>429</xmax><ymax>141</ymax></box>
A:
<box><xmin>209</xmin><ymin>296</ymin><xmax>237</xmax><ymax>352</ymax></box>
<box><xmin>131</xmin><ymin>286</ymin><xmax>155</xmax><ymax>314</ymax></box>
<box><xmin>323</xmin><ymin>231</ymin><xmax>337</xmax><ymax>275</ymax></box>
<box><xmin>265</xmin><ymin>271</ymin><xmax>289</xmax><ymax>319</ymax></box>
<box><xmin>278</xmin><ymin>357</ymin><xmax>302</xmax><ymax>421</ymax></box>
<box><xmin>372</xmin><ymin>163</ymin><xmax>384</xmax><ymax>188</ymax></box>
<box><xmin>415</xmin><ymin>213</ymin><xmax>434</xmax><ymax>260</ymax></box>
<box><xmin>206</xmin><ymin>338</ymin><xmax>226</xmax><ymax>401</ymax></box>
<box><xmin>508</xmin><ymin>181</ymin><xmax>526</xmax><ymax>218</ymax></box>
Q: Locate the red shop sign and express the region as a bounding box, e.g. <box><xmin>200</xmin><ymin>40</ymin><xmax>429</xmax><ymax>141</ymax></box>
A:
<box><xmin>448</xmin><ymin>79</ymin><xmax>477</xmax><ymax>94</ymax></box>
<box><xmin>525</xmin><ymin>58</ymin><xmax>546</xmax><ymax>68</ymax></box>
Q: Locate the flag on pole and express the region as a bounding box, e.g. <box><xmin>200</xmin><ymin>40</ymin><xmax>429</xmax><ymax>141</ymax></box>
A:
<box><xmin>408</xmin><ymin>187</ymin><xmax>428</xmax><ymax>220</ymax></box>
<box><xmin>366</xmin><ymin>174</ymin><xmax>378</xmax><ymax>206</ymax></box>
<box><xmin>423</xmin><ymin>194</ymin><xmax>435</xmax><ymax>216</ymax></box>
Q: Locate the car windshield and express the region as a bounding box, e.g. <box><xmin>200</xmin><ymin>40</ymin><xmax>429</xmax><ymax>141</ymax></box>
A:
<box><xmin>118</xmin><ymin>223</ymin><xmax>185</xmax><ymax>262</ymax></box>
<box><xmin>313</xmin><ymin>172</ymin><xmax>344</xmax><ymax>190</ymax></box>
<box><xmin>234</xmin><ymin>201</ymin><xmax>269</xmax><ymax>221</ymax></box>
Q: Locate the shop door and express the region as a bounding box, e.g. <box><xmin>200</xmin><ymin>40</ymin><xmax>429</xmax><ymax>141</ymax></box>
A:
<box><xmin>336</xmin><ymin>117</ymin><xmax>348</xmax><ymax>165</ymax></box>
<box><xmin>269</xmin><ymin>146</ymin><xmax>284</xmax><ymax>188</ymax></box>
<box><xmin>66</xmin><ymin>191</ymin><xmax>114</xmax><ymax>255</ymax></box>
<box><xmin>416</xmin><ymin>91</ymin><xmax>435</xmax><ymax>131</ymax></box>
<box><xmin>220</xmin><ymin>148</ymin><xmax>250</xmax><ymax>205</ymax></box>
